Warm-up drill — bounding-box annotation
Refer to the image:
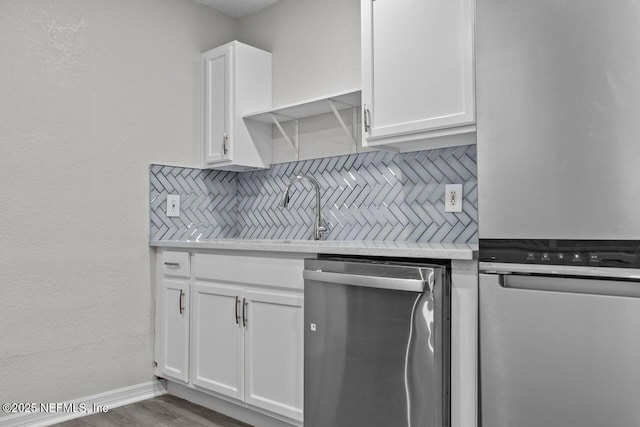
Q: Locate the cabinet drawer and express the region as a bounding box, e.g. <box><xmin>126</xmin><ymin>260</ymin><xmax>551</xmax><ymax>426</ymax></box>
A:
<box><xmin>161</xmin><ymin>251</ymin><xmax>191</xmax><ymax>278</ymax></box>
<box><xmin>194</xmin><ymin>252</ymin><xmax>304</xmax><ymax>290</ymax></box>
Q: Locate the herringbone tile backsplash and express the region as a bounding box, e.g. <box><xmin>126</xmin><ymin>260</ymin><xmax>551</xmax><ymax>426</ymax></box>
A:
<box><xmin>150</xmin><ymin>165</ymin><xmax>237</xmax><ymax>241</ymax></box>
<box><xmin>150</xmin><ymin>145</ymin><xmax>478</xmax><ymax>243</ymax></box>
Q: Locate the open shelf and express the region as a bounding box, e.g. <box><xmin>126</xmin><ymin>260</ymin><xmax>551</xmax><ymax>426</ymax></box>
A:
<box><xmin>243</xmin><ymin>89</ymin><xmax>361</xmax><ymax>124</ymax></box>
<box><xmin>243</xmin><ymin>89</ymin><xmax>361</xmax><ymax>160</ymax></box>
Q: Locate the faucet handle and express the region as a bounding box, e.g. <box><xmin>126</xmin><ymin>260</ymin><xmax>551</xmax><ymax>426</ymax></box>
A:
<box><xmin>315</xmin><ymin>225</ymin><xmax>328</xmax><ymax>240</ymax></box>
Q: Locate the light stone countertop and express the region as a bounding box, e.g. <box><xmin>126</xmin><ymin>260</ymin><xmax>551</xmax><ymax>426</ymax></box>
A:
<box><xmin>150</xmin><ymin>239</ymin><xmax>477</xmax><ymax>260</ymax></box>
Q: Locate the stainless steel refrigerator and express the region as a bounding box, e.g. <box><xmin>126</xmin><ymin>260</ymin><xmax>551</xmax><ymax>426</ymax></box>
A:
<box><xmin>477</xmin><ymin>1</ymin><xmax>640</xmax><ymax>426</ymax></box>
<box><xmin>477</xmin><ymin>0</ymin><xmax>640</xmax><ymax>240</ymax></box>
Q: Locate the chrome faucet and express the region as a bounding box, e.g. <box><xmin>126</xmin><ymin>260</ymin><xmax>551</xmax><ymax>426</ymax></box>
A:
<box><xmin>279</xmin><ymin>175</ymin><xmax>327</xmax><ymax>240</ymax></box>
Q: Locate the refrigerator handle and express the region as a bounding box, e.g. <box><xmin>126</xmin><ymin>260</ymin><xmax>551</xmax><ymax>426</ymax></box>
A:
<box><xmin>489</xmin><ymin>273</ymin><xmax>640</xmax><ymax>299</ymax></box>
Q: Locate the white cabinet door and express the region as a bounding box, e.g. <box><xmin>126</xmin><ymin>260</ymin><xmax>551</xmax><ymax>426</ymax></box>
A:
<box><xmin>191</xmin><ymin>282</ymin><xmax>244</xmax><ymax>401</ymax></box>
<box><xmin>243</xmin><ymin>290</ymin><xmax>304</xmax><ymax>422</ymax></box>
<box><xmin>361</xmin><ymin>0</ymin><xmax>475</xmax><ymax>146</ymax></box>
<box><xmin>201</xmin><ymin>41</ymin><xmax>272</xmax><ymax>171</ymax></box>
<box><xmin>202</xmin><ymin>45</ymin><xmax>232</xmax><ymax>165</ymax></box>
<box><xmin>158</xmin><ymin>278</ymin><xmax>189</xmax><ymax>383</ymax></box>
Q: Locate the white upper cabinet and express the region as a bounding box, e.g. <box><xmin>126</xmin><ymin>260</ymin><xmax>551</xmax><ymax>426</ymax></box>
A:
<box><xmin>202</xmin><ymin>41</ymin><xmax>272</xmax><ymax>171</ymax></box>
<box><xmin>361</xmin><ymin>0</ymin><xmax>476</xmax><ymax>151</ymax></box>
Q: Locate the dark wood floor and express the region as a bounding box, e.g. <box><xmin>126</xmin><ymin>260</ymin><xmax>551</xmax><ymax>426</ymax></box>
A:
<box><xmin>51</xmin><ymin>394</ymin><xmax>253</xmax><ymax>427</ymax></box>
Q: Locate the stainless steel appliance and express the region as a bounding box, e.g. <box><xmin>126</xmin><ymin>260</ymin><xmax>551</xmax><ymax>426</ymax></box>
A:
<box><xmin>477</xmin><ymin>0</ymin><xmax>640</xmax><ymax>239</ymax></box>
<box><xmin>303</xmin><ymin>257</ymin><xmax>450</xmax><ymax>427</ymax></box>
<box><xmin>477</xmin><ymin>0</ymin><xmax>640</xmax><ymax>425</ymax></box>
<box><xmin>479</xmin><ymin>241</ymin><xmax>640</xmax><ymax>427</ymax></box>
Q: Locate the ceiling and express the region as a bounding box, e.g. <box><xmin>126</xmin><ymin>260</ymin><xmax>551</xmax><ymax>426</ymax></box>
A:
<box><xmin>192</xmin><ymin>0</ymin><xmax>281</xmax><ymax>18</ymax></box>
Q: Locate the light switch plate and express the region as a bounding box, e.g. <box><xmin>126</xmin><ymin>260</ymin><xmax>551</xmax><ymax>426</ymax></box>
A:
<box><xmin>444</xmin><ymin>184</ymin><xmax>463</xmax><ymax>213</ymax></box>
<box><xmin>166</xmin><ymin>194</ymin><xmax>180</xmax><ymax>217</ymax></box>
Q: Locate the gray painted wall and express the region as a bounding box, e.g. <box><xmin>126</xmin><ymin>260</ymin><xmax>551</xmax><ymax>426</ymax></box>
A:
<box><xmin>0</xmin><ymin>0</ymin><xmax>236</xmax><ymax>409</ymax></box>
<box><xmin>238</xmin><ymin>0</ymin><xmax>361</xmax><ymax>107</ymax></box>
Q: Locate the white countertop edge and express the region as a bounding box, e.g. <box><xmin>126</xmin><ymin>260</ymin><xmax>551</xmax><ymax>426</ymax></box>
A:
<box><xmin>149</xmin><ymin>239</ymin><xmax>478</xmax><ymax>260</ymax></box>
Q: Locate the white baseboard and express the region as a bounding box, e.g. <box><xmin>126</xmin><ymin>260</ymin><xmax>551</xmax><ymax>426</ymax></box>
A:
<box><xmin>0</xmin><ymin>380</ymin><xmax>167</xmax><ymax>427</ymax></box>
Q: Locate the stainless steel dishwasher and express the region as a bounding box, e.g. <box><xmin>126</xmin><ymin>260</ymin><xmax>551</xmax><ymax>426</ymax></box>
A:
<box><xmin>303</xmin><ymin>257</ymin><xmax>450</xmax><ymax>427</ymax></box>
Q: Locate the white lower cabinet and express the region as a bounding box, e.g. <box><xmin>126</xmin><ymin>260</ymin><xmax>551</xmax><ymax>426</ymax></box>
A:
<box><xmin>158</xmin><ymin>278</ymin><xmax>190</xmax><ymax>383</ymax></box>
<box><xmin>192</xmin><ymin>283</ymin><xmax>303</xmax><ymax>421</ymax></box>
<box><xmin>156</xmin><ymin>250</ymin><xmax>304</xmax><ymax>425</ymax></box>
<box><xmin>191</xmin><ymin>283</ymin><xmax>244</xmax><ymax>400</ymax></box>
<box><xmin>243</xmin><ymin>290</ymin><xmax>304</xmax><ymax>421</ymax></box>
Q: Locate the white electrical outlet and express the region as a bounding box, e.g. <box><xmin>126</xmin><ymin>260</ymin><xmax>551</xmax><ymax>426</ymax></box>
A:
<box><xmin>445</xmin><ymin>184</ymin><xmax>463</xmax><ymax>213</ymax></box>
<box><xmin>166</xmin><ymin>194</ymin><xmax>180</xmax><ymax>217</ymax></box>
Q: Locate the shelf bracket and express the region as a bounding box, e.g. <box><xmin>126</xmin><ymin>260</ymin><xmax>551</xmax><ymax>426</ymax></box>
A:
<box><xmin>327</xmin><ymin>99</ymin><xmax>357</xmax><ymax>152</ymax></box>
<box><xmin>270</xmin><ymin>113</ymin><xmax>299</xmax><ymax>161</ymax></box>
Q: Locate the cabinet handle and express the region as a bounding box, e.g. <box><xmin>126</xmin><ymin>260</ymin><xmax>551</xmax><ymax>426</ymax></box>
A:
<box><xmin>164</xmin><ymin>262</ymin><xmax>180</xmax><ymax>267</ymax></box>
<box><xmin>242</xmin><ymin>298</ymin><xmax>248</xmax><ymax>327</ymax></box>
<box><xmin>235</xmin><ymin>296</ymin><xmax>241</xmax><ymax>325</ymax></box>
<box><xmin>179</xmin><ymin>289</ymin><xmax>185</xmax><ymax>315</ymax></box>
<box><xmin>223</xmin><ymin>132</ymin><xmax>228</xmax><ymax>155</ymax></box>
<box><xmin>364</xmin><ymin>107</ymin><xmax>371</xmax><ymax>133</ymax></box>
